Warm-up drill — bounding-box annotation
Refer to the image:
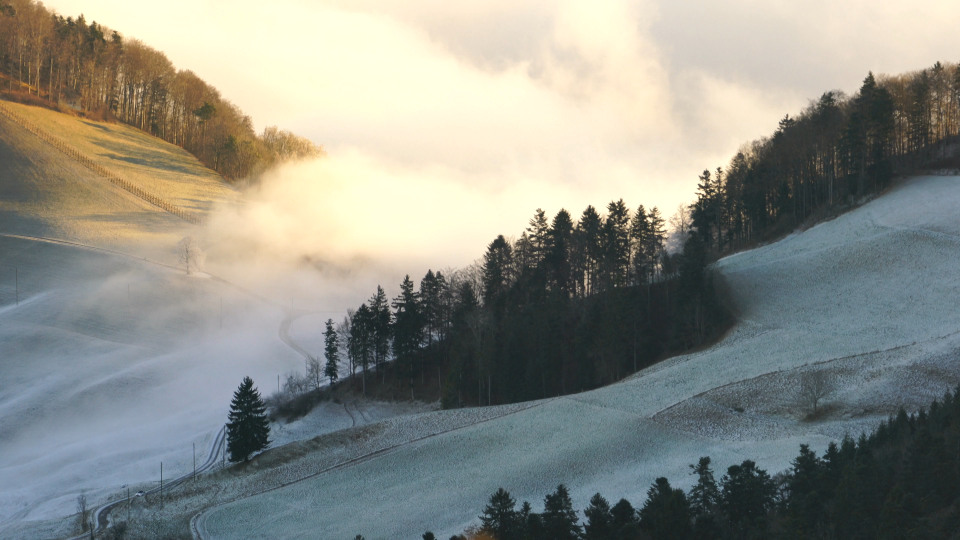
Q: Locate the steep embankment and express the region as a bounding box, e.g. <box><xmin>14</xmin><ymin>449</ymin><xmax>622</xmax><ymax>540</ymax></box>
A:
<box><xmin>195</xmin><ymin>175</ymin><xmax>960</xmax><ymax>540</ymax></box>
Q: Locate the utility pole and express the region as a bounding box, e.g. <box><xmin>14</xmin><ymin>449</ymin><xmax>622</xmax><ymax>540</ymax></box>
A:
<box><xmin>219</xmin><ymin>296</ymin><xmax>223</xmax><ymax>329</ymax></box>
<box><xmin>127</xmin><ymin>487</ymin><xmax>130</xmax><ymax>522</ymax></box>
<box><xmin>193</xmin><ymin>443</ymin><xmax>196</xmax><ymax>481</ymax></box>
<box><xmin>160</xmin><ymin>462</ymin><xmax>163</xmax><ymax>510</ymax></box>
<box><xmin>278</xmin><ymin>374</ymin><xmax>280</xmax><ymax>395</ymax></box>
<box><xmin>15</xmin><ymin>268</ymin><xmax>18</xmax><ymax>305</ymax></box>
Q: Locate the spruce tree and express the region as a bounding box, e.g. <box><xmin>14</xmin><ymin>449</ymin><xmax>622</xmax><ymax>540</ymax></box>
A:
<box><xmin>639</xmin><ymin>477</ymin><xmax>691</xmax><ymax>540</ymax></box>
<box><xmin>688</xmin><ymin>456</ymin><xmax>719</xmax><ymax>517</ymax></box>
<box><xmin>323</xmin><ymin>318</ymin><xmax>339</xmax><ymax>384</ymax></box>
<box><xmin>226</xmin><ymin>376</ymin><xmax>270</xmax><ymax>462</ymax></box>
<box><xmin>583</xmin><ymin>493</ymin><xmax>614</xmax><ymax>540</ymax></box>
<box><xmin>541</xmin><ymin>484</ymin><xmax>582</xmax><ymax>540</ymax></box>
<box><xmin>479</xmin><ymin>488</ymin><xmax>519</xmax><ymax>540</ymax></box>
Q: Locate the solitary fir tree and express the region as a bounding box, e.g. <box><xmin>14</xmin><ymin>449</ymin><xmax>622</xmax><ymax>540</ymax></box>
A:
<box><xmin>226</xmin><ymin>376</ymin><xmax>270</xmax><ymax>462</ymax></box>
<box><xmin>323</xmin><ymin>318</ymin><xmax>339</xmax><ymax>384</ymax></box>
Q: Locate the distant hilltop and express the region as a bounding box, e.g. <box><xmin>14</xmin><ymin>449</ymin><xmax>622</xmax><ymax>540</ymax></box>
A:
<box><xmin>0</xmin><ymin>0</ymin><xmax>322</xmax><ymax>182</ymax></box>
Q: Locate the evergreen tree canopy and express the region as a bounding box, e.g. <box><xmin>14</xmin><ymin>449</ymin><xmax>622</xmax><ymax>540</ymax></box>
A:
<box><xmin>688</xmin><ymin>456</ymin><xmax>719</xmax><ymax>517</ymax></box>
<box><xmin>323</xmin><ymin>318</ymin><xmax>339</xmax><ymax>384</ymax></box>
<box><xmin>226</xmin><ymin>376</ymin><xmax>270</xmax><ymax>462</ymax></box>
<box><xmin>583</xmin><ymin>493</ymin><xmax>615</xmax><ymax>540</ymax></box>
<box><xmin>479</xmin><ymin>488</ymin><xmax>520</xmax><ymax>540</ymax></box>
<box><xmin>638</xmin><ymin>477</ymin><xmax>691</xmax><ymax>540</ymax></box>
<box><xmin>541</xmin><ymin>484</ymin><xmax>582</xmax><ymax>540</ymax></box>
<box><xmin>720</xmin><ymin>460</ymin><xmax>775</xmax><ymax>530</ymax></box>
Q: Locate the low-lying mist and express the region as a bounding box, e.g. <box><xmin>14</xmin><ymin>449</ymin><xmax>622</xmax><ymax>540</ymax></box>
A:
<box><xmin>204</xmin><ymin>149</ymin><xmax>684</xmax><ymax>309</ymax></box>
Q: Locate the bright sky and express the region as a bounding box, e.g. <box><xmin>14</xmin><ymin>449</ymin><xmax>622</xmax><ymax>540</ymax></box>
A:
<box><xmin>42</xmin><ymin>0</ymin><xmax>960</xmax><ymax>269</ymax></box>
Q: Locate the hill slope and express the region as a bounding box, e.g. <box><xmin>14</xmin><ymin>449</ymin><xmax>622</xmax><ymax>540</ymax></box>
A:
<box><xmin>0</xmin><ymin>101</ymin><xmax>238</xmax><ymax>258</ymax></box>
<box><xmin>196</xmin><ymin>175</ymin><xmax>960</xmax><ymax>540</ymax></box>
<box><xmin>0</xmin><ymin>103</ymin><xmax>292</xmax><ymax>534</ymax></box>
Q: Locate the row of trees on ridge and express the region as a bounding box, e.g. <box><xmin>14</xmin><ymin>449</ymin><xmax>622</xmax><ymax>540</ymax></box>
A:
<box><xmin>325</xmin><ymin>201</ymin><xmax>725</xmax><ymax>407</ymax></box>
<box><xmin>690</xmin><ymin>62</ymin><xmax>960</xmax><ymax>252</ymax></box>
<box><xmin>0</xmin><ymin>0</ymin><xmax>321</xmax><ymax>180</ymax></box>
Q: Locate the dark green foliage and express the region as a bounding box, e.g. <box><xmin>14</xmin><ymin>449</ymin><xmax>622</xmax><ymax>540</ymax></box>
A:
<box><xmin>610</xmin><ymin>498</ymin><xmax>637</xmax><ymax>532</ymax></box>
<box><xmin>639</xmin><ymin>477</ymin><xmax>692</xmax><ymax>540</ymax></box>
<box><xmin>344</xmin><ymin>200</ymin><xmax>726</xmax><ymax>408</ymax></box>
<box><xmin>688</xmin><ymin>457</ymin><xmax>719</xmax><ymax>518</ymax></box>
<box><xmin>441</xmin><ymin>391</ymin><xmax>960</xmax><ymax>539</ymax></box>
<box><xmin>720</xmin><ymin>460</ymin><xmax>775</xmax><ymax>533</ymax></box>
<box><xmin>323</xmin><ymin>318</ymin><xmax>339</xmax><ymax>384</ymax></box>
<box><xmin>226</xmin><ymin>376</ymin><xmax>270</xmax><ymax>462</ymax></box>
<box><xmin>541</xmin><ymin>484</ymin><xmax>582</xmax><ymax>540</ymax></box>
<box><xmin>480</xmin><ymin>488</ymin><xmax>520</xmax><ymax>540</ymax></box>
<box><xmin>583</xmin><ymin>493</ymin><xmax>615</xmax><ymax>540</ymax></box>
<box><xmin>422</xmin><ymin>533</ymin><xmax>436</xmax><ymax>540</ymax></box>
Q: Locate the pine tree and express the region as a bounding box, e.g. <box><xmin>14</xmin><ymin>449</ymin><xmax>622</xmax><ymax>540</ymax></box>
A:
<box><xmin>541</xmin><ymin>484</ymin><xmax>582</xmax><ymax>540</ymax></box>
<box><xmin>323</xmin><ymin>318</ymin><xmax>339</xmax><ymax>384</ymax></box>
<box><xmin>369</xmin><ymin>286</ymin><xmax>392</xmax><ymax>381</ymax></box>
<box><xmin>720</xmin><ymin>460</ymin><xmax>775</xmax><ymax>532</ymax></box>
<box><xmin>610</xmin><ymin>498</ymin><xmax>637</xmax><ymax>530</ymax></box>
<box><xmin>639</xmin><ymin>477</ymin><xmax>692</xmax><ymax>540</ymax></box>
<box><xmin>480</xmin><ymin>488</ymin><xmax>520</xmax><ymax>540</ymax></box>
<box><xmin>688</xmin><ymin>456</ymin><xmax>719</xmax><ymax>517</ymax></box>
<box><xmin>226</xmin><ymin>376</ymin><xmax>270</xmax><ymax>462</ymax></box>
<box><xmin>583</xmin><ymin>493</ymin><xmax>615</xmax><ymax>540</ymax></box>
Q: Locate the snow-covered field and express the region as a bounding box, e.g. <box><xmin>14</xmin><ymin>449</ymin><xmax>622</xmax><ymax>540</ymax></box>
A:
<box><xmin>197</xmin><ymin>175</ymin><xmax>960</xmax><ymax>539</ymax></box>
<box><xmin>2</xmin><ymin>98</ymin><xmax>960</xmax><ymax>540</ymax></box>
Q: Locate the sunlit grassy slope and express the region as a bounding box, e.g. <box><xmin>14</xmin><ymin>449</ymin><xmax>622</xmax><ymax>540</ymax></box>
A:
<box><xmin>0</xmin><ymin>101</ymin><xmax>238</xmax><ymax>259</ymax></box>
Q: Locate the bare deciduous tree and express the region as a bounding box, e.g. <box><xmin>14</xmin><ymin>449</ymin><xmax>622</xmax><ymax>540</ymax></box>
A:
<box><xmin>177</xmin><ymin>236</ymin><xmax>205</xmax><ymax>274</ymax></box>
<box><xmin>306</xmin><ymin>355</ymin><xmax>322</xmax><ymax>390</ymax></box>
<box><xmin>798</xmin><ymin>369</ymin><xmax>834</xmax><ymax>418</ymax></box>
<box><xmin>76</xmin><ymin>492</ymin><xmax>90</xmax><ymax>532</ymax></box>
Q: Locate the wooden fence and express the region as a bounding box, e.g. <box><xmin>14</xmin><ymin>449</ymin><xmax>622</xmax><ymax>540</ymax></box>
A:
<box><xmin>0</xmin><ymin>101</ymin><xmax>204</xmax><ymax>225</ymax></box>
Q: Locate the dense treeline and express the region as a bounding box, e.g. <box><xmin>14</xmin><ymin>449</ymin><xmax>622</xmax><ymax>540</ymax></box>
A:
<box><xmin>0</xmin><ymin>0</ymin><xmax>321</xmax><ymax>179</ymax></box>
<box><xmin>408</xmin><ymin>385</ymin><xmax>960</xmax><ymax>540</ymax></box>
<box><xmin>327</xmin><ymin>202</ymin><xmax>726</xmax><ymax>408</ymax></box>
<box><xmin>690</xmin><ymin>62</ymin><xmax>960</xmax><ymax>252</ymax></box>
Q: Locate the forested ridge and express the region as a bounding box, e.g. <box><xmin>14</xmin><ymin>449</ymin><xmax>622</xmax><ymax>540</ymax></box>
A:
<box><xmin>408</xmin><ymin>386</ymin><xmax>960</xmax><ymax>540</ymax></box>
<box><xmin>0</xmin><ymin>0</ymin><xmax>321</xmax><ymax>180</ymax></box>
<box><xmin>301</xmin><ymin>61</ymin><xmax>960</xmax><ymax>412</ymax></box>
<box><xmin>690</xmin><ymin>62</ymin><xmax>960</xmax><ymax>251</ymax></box>
<box><xmin>292</xmin><ymin>202</ymin><xmax>728</xmax><ymax>411</ymax></box>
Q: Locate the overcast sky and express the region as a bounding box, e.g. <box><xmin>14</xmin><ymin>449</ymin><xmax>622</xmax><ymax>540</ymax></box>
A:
<box><xmin>42</xmin><ymin>0</ymin><xmax>960</xmax><ymax>268</ymax></box>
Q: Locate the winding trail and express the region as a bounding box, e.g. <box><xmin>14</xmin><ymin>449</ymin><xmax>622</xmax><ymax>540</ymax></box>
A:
<box><xmin>66</xmin><ymin>427</ymin><xmax>226</xmax><ymax>540</ymax></box>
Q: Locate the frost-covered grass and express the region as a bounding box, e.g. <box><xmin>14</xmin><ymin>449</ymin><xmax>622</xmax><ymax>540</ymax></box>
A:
<box><xmin>3</xmin><ymin>120</ymin><xmax>960</xmax><ymax>540</ymax></box>
<box><xmin>197</xmin><ymin>175</ymin><xmax>960</xmax><ymax>540</ymax></box>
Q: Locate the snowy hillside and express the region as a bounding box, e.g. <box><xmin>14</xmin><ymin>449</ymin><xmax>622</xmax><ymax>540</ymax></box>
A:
<box><xmin>0</xmin><ymin>104</ymin><xmax>409</xmax><ymax>538</ymax></box>
<box><xmin>2</xmin><ymin>97</ymin><xmax>959</xmax><ymax>540</ymax></box>
<box><xmin>195</xmin><ymin>175</ymin><xmax>960</xmax><ymax>540</ymax></box>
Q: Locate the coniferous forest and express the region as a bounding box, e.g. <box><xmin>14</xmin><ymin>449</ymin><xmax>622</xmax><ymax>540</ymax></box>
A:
<box><xmin>331</xmin><ymin>202</ymin><xmax>728</xmax><ymax>408</ymax></box>
<box><xmin>689</xmin><ymin>63</ymin><xmax>960</xmax><ymax>250</ymax></box>
<box><xmin>324</xmin><ymin>60</ymin><xmax>960</xmax><ymax>410</ymax></box>
<box><xmin>0</xmin><ymin>0</ymin><xmax>321</xmax><ymax>180</ymax></box>
<box><xmin>403</xmin><ymin>386</ymin><xmax>960</xmax><ymax>540</ymax></box>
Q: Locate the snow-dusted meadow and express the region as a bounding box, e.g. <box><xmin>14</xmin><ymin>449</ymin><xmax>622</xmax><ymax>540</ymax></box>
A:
<box><xmin>197</xmin><ymin>175</ymin><xmax>960</xmax><ymax>539</ymax></box>
<box><xmin>2</xmin><ymin>96</ymin><xmax>960</xmax><ymax>539</ymax></box>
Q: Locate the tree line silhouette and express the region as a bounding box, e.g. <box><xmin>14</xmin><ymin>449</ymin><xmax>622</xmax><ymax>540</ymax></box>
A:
<box><xmin>332</xmin><ymin>202</ymin><xmax>727</xmax><ymax>407</ymax></box>
<box><xmin>0</xmin><ymin>0</ymin><xmax>321</xmax><ymax>180</ymax></box>
<box><xmin>691</xmin><ymin>62</ymin><xmax>960</xmax><ymax>252</ymax></box>
<box><xmin>397</xmin><ymin>386</ymin><xmax>960</xmax><ymax>540</ymax></box>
